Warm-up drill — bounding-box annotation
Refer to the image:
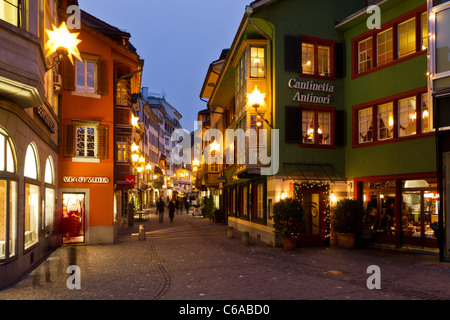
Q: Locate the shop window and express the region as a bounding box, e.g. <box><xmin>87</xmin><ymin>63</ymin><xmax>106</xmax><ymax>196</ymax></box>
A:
<box><xmin>24</xmin><ymin>143</ymin><xmax>39</xmax><ymax>249</ymax></box>
<box><xmin>377</xmin><ymin>28</ymin><xmax>393</xmax><ymax>66</ymax></box>
<box><xmin>24</xmin><ymin>183</ymin><xmax>39</xmax><ymax>249</ymax></box>
<box><xmin>397</xmin><ymin>18</ymin><xmax>416</xmax><ymax>59</ymax></box>
<box><xmin>398</xmin><ymin>96</ymin><xmax>417</xmax><ymax>137</ymax></box>
<box><xmin>44</xmin><ymin>157</ymin><xmax>55</xmax><ymax>236</ymax></box>
<box><xmin>0</xmin><ymin>129</ymin><xmax>17</xmax><ymax>260</ymax></box>
<box><xmin>402</xmin><ymin>179</ymin><xmax>439</xmax><ymax>247</ymax></box>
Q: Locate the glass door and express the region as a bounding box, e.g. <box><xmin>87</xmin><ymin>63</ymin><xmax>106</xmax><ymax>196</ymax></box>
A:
<box><xmin>62</xmin><ymin>193</ymin><xmax>85</xmax><ymax>244</ymax></box>
<box><xmin>298</xmin><ymin>188</ymin><xmax>327</xmax><ymax>247</ymax></box>
<box><xmin>401</xmin><ymin>189</ymin><xmax>439</xmax><ymax>248</ymax></box>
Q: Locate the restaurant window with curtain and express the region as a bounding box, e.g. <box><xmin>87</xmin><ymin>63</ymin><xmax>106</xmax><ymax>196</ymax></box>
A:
<box><xmin>0</xmin><ymin>128</ymin><xmax>17</xmax><ymax>260</ymax></box>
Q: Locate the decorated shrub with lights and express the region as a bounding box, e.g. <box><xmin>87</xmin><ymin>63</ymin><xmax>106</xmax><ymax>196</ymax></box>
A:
<box><xmin>273</xmin><ymin>198</ymin><xmax>303</xmax><ymax>239</ymax></box>
<box><xmin>331</xmin><ymin>198</ymin><xmax>365</xmax><ymax>235</ymax></box>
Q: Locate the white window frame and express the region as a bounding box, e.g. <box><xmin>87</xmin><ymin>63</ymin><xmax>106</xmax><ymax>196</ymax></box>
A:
<box><xmin>397</xmin><ymin>18</ymin><xmax>417</xmax><ymax>59</ymax></box>
<box><xmin>359</xmin><ymin>107</ymin><xmax>373</xmax><ymax>144</ymax></box>
<box><xmin>377</xmin><ymin>28</ymin><xmax>393</xmax><ymax>66</ymax></box>
<box><xmin>358</xmin><ymin>37</ymin><xmax>373</xmax><ymax>73</ymax></box>
<box><xmin>74</xmin><ymin>123</ymin><xmax>99</xmax><ymax>161</ymax></box>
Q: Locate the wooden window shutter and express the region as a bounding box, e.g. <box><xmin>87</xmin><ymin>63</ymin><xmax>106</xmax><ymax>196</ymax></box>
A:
<box><xmin>63</xmin><ymin>58</ymin><xmax>76</xmax><ymax>91</ymax></box>
<box><xmin>285</xmin><ymin>106</ymin><xmax>302</xmax><ymax>143</ymax></box>
<box><xmin>97</xmin><ymin>125</ymin><xmax>109</xmax><ymax>159</ymax></box>
<box><xmin>334</xmin><ymin>42</ymin><xmax>345</xmax><ymax>78</ymax></box>
<box><xmin>97</xmin><ymin>60</ymin><xmax>108</xmax><ymax>96</ymax></box>
<box><xmin>285</xmin><ymin>35</ymin><xmax>302</xmax><ymax>73</ymax></box>
<box><xmin>334</xmin><ymin>110</ymin><xmax>345</xmax><ymax>147</ymax></box>
<box><xmin>63</xmin><ymin>122</ymin><xmax>76</xmax><ymax>157</ymax></box>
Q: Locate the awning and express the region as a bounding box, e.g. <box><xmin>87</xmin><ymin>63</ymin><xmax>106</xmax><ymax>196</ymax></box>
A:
<box><xmin>283</xmin><ymin>162</ymin><xmax>346</xmax><ymax>184</ymax></box>
<box><xmin>174</xmin><ymin>186</ymin><xmax>187</xmax><ymax>193</ymax></box>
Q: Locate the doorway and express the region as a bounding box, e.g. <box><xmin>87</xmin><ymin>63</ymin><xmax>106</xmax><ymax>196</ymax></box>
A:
<box><xmin>297</xmin><ymin>187</ymin><xmax>328</xmax><ymax>247</ymax></box>
<box><xmin>62</xmin><ymin>193</ymin><xmax>85</xmax><ymax>244</ymax></box>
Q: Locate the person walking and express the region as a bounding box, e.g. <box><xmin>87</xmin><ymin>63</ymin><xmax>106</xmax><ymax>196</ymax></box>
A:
<box><xmin>175</xmin><ymin>197</ymin><xmax>180</xmax><ymax>215</ymax></box>
<box><xmin>168</xmin><ymin>197</ymin><xmax>176</xmax><ymax>223</ymax></box>
<box><xmin>157</xmin><ymin>197</ymin><xmax>165</xmax><ymax>223</ymax></box>
<box><xmin>185</xmin><ymin>196</ymin><xmax>190</xmax><ymax>215</ymax></box>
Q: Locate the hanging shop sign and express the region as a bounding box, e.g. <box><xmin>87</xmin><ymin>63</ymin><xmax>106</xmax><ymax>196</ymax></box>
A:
<box><xmin>288</xmin><ymin>78</ymin><xmax>334</xmax><ymax>105</ymax></box>
<box><xmin>63</xmin><ymin>176</ymin><xmax>110</xmax><ymax>184</ymax></box>
<box><xmin>34</xmin><ymin>106</ymin><xmax>56</xmax><ymax>133</ymax></box>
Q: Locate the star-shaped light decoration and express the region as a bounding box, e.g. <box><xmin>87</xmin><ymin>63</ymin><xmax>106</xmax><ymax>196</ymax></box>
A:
<box><xmin>247</xmin><ymin>87</ymin><xmax>266</xmax><ymax>108</ymax></box>
<box><xmin>45</xmin><ymin>22</ymin><xmax>82</xmax><ymax>64</ymax></box>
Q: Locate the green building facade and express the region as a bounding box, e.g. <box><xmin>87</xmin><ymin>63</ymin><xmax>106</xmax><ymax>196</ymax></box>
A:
<box><xmin>204</xmin><ymin>0</ymin><xmax>439</xmax><ymax>250</ymax></box>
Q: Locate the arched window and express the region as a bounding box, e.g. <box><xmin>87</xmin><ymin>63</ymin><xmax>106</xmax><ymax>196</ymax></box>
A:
<box><xmin>44</xmin><ymin>156</ymin><xmax>55</xmax><ymax>236</ymax></box>
<box><xmin>24</xmin><ymin>143</ymin><xmax>39</xmax><ymax>249</ymax></box>
<box><xmin>45</xmin><ymin>156</ymin><xmax>54</xmax><ymax>185</ymax></box>
<box><xmin>24</xmin><ymin>143</ymin><xmax>39</xmax><ymax>180</ymax></box>
<box><xmin>0</xmin><ymin>128</ymin><xmax>17</xmax><ymax>260</ymax></box>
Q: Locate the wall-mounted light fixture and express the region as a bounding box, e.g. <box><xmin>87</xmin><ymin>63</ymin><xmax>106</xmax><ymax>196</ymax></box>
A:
<box><xmin>45</xmin><ymin>22</ymin><xmax>82</xmax><ymax>71</ymax></box>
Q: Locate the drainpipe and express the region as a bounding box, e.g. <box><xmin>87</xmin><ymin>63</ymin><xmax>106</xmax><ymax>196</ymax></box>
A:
<box><xmin>246</xmin><ymin>5</ymin><xmax>274</xmax><ymax>129</ymax></box>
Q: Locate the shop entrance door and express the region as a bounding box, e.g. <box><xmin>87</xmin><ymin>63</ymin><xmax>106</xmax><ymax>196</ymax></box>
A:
<box><xmin>297</xmin><ymin>188</ymin><xmax>328</xmax><ymax>247</ymax></box>
<box><xmin>62</xmin><ymin>193</ymin><xmax>85</xmax><ymax>244</ymax></box>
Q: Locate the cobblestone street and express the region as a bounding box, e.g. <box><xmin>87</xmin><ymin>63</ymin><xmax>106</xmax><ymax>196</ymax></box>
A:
<box><xmin>0</xmin><ymin>211</ymin><xmax>449</xmax><ymax>303</ymax></box>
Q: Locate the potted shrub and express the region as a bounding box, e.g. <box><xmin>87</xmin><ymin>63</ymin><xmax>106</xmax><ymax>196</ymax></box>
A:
<box><xmin>273</xmin><ymin>198</ymin><xmax>303</xmax><ymax>250</ymax></box>
<box><xmin>331</xmin><ymin>198</ymin><xmax>364</xmax><ymax>248</ymax></box>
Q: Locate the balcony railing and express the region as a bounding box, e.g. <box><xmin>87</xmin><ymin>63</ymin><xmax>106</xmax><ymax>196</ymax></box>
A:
<box><xmin>116</xmin><ymin>106</ymin><xmax>132</xmax><ymax>126</ymax></box>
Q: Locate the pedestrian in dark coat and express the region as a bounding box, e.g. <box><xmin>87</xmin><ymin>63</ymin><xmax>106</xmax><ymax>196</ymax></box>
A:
<box><xmin>168</xmin><ymin>198</ymin><xmax>176</xmax><ymax>223</ymax></box>
<box><xmin>157</xmin><ymin>197</ymin><xmax>165</xmax><ymax>223</ymax></box>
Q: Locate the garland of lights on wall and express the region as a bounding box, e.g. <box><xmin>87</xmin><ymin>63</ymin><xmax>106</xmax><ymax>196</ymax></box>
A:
<box><xmin>293</xmin><ymin>182</ymin><xmax>331</xmax><ymax>242</ymax></box>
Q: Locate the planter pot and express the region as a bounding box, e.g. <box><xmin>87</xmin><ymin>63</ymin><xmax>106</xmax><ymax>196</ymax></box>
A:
<box><xmin>282</xmin><ymin>237</ymin><xmax>297</xmax><ymax>251</ymax></box>
<box><xmin>337</xmin><ymin>233</ymin><xmax>355</xmax><ymax>249</ymax></box>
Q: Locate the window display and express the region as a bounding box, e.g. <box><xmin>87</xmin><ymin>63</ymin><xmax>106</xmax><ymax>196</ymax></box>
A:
<box><xmin>24</xmin><ymin>184</ymin><xmax>39</xmax><ymax>249</ymax></box>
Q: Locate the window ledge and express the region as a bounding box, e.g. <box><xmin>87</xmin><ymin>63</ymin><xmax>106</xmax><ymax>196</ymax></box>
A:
<box><xmin>71</xmin><ymin>91</ymin><xmax>101</xmax><ymax>99</ymax></box>
<box><xmin>72</xmin><ymin>157</ymin><xmax>100</xmax><ymax>163</ymax></box>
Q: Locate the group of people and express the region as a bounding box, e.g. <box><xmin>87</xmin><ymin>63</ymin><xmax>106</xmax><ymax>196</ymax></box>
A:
<box><xmin>156</xmin><ymin>195</ymin><xmax>190</xmax><ymax>223</ymax></box>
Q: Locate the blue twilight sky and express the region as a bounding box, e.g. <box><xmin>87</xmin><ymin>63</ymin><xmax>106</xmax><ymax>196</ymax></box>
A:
<box><xmin>77</xmin><ymin>0</ymin><xmax>250</xmax><ymax>131</ymax></box>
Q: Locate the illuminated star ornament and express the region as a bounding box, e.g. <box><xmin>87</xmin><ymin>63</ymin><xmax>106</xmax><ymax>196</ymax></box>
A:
<box><xmin>247</xmin><ymin>87</ymin><xmax>266</xmax><ymax>108</ymax></box>
<box><xmin>45</xmin><ymin>22</ymin><xmax>82</xmax><ymax>65</ymax></box>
